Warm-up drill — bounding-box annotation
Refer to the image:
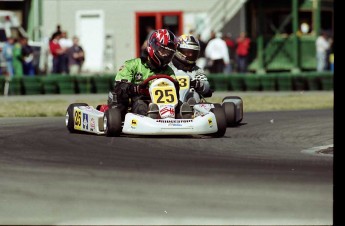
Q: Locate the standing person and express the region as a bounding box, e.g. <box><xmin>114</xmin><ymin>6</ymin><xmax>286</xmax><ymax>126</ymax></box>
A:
<box><xmin>195</xmin><ymin>33</ymin><xmax>207</xmax><ymax>70</ymax></box>
<box><xmin>2</xmin><ymin>37</ymin><xmax>15</xmax><ymax>78</ymax></box>
<box><xmin>12</xmin><ymin>38</ymin><xmax>23</xmax><ymax>77</ymax></box>
<box><xmin>223</xmin><ymin>32</ymin><xmax>236</xmax><ymax>74</ymax></box>
<box><xmin>20</xmin><ymin>37</ymin><xmax>35</xmax><ymax>76</ymax></box>
<box><xmin>51</xmin><ymin>24</ymin><xmax>62</xmax><ymax>39</ymax></box>
<box><xmin>107</xmin><ymin>29</ymin><xmax>183</xmax><ymax>119</ymax></box>
<box><xmin>316</xmin><ymin>31</ymin><xmax>332</xmax><ymax>72</ymax></box>
<box><xmin>169</xmin><ymin>34</ymin><xmax>212</xmax><ymax>102</ymax></box>
<box><xmin>205</xmin><ymin>32</ymin><xmax>230</xmax><ymax>73</ymax></box>
<box><xmin>236</xmin><ymin>31</ymin><xmax>251</xmax><ymax>73</ymax></box>
<box><xmin>49</xmin><ymin>32</ymin><xmax>65</xmax><ymax>74</ymax></box>
<box><xmin>67</xmin><ymin>36</ymin><xmax>85</xmax><ymax>75</ymax></box>
<box><xmin>140</xmin><ymin>25</ymin><xmax>155</xmax><ymax>56</ymax></box>
<box><xmin>59</xmin><ymin>31</ymin><xmax>73</xmax><ymax>74</ymax></box>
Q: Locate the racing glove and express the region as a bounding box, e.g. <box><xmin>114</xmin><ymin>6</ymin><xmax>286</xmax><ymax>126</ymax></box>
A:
<box><xmin>128</xmin><ymin>83</ymin><xmax>144</xmax><ymax>96</ymax></box>
<box><xmin>190</xmin><ymin>79</ymin><xmax>204</xmax><ymax>92</ymax></box>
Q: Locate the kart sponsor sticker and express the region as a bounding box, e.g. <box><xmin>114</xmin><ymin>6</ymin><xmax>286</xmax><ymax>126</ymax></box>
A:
<box><xmin>135</xmin><ymin>73</ymin><xmax>143</xmax><ymax>81</ymax></box>
<box><xmin>156</xmin><ymin>119</ymin><xmax>193</xmax><ymax>123</ymax></box>
<box><xmin>74</xmin><ymin>109</ymin><xmax>82</xmax><ymax>130</ymax></box>
<box><xmin>168</xmin><ymin>123</ymin><xmax>182</xmax><ymax>127</ymax></box>
<box><xmin>157</xmin><ymin>81</ymin><xmax>170</xmax><ymax>87</ymax></box>
<box><xmin>176</xmin><ymin>75</ymin><xmax>190</xmax><ymax>90</ymax></box>
<box><xmin>208</xmin><ymin>118</ymin><xmax>213</xmax><ymax>127</ymax></box>
<box><xmin>90</xmin><ymin>117</ymin><xmax>95</xmax><ymax>131</ymax></box>
<box><xmin>199</xmin><ymin>104</ymin><xmax>213</xmax><ymax>111</ymax></box>
<box><xmin>159</xmin><ymin>105</ymin><xmax>175</xmax><ymax>118</ymax></box>
<box><xmin>131</xmin><ymin>119</ymin><xmax>138</xmax><ymax>128</ymax></box>
<box><xmin>83</xmin><ymin>113</ymin><xmax>88</xmax><ymax>130</ymax></box>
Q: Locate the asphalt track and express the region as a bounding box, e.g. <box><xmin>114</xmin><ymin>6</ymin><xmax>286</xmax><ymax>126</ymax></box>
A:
<box><xmin>0</xmin><ymin>109</ymin><xmax>333</xmax><ymax>225</ymax></box>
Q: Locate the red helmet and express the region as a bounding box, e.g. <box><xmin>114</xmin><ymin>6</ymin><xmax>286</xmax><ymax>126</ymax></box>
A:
<box><xmin>147</xmin><ymin>29</ymin><xmax>177</xmax><ymax>67</ymax></box>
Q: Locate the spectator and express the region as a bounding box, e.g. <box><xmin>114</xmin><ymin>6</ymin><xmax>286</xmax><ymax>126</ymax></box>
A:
<box><xmin>49</xmin><ymin>32</ymin><xmax>65</xmax><ymax>74</ymax></box>
<box><xmin>12</xmin><ymin>38</ymin><xmax>23</xmax><ymax>77</ymax></box>
<box><xmin>67</xmin><ymin>36</ymin><xmax>85</xmax><ymax>75</ymax></box>
<box><xmin>2</xmin><ymin>37</ymin><xmax>15</xmax><ymax>78</ymax></box>
<box><xmin>206</xmin><ymin>30</ymin><xmax>216</xmax><ymax>45</ymax></box>
<box><xmin>20</xmin><ymin>37</ymin><xmax>35</xmax><ymax>76</ymax></box>
<box><xmin>195</xmin><ymin>33</ymin><xmax>207</xmax><ymax>70</ymax></box>
<box><xmin>316</xmin><ymin>31</ymin><xmax>332</xmax><ymax>72</ymax></box>
<box><xmin>236</xmin><ymin>31</ymin><xmax>251</xmax><ymax>73</ymax></box>
<box><xmin>223</xmin><ymin>32</ymin><xmax>236</xmax><ymax>74</ymax></box>
<box><xmin>205</xmin><ymin>32</ymin><xmax>230</xmax><ymax>73</ymax></box>
<box><xmin>51</xmin><ymin>24</ymin><xmax>62</xmax><ymax>40</ymax></box>
<box><xmin>59</xmin><ymin>31</ymin><xmax>73</xmax><ymax>74</ymax></box>
<box><xmin>140</xmin><ymin>25</ymin><xmax>154</xmax><ymax>56</ymax></box>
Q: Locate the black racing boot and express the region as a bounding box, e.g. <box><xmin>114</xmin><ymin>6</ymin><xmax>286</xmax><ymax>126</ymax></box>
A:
<box><xmin>147</xmin><ymin>103</ymin><xmax>159</xmax><ymax>119</ymax></box>
<box><xmin>132</xmin><ymin>100</ymin><xmax>148</xmax><ymax>116</ymax></box>
<box><xmin>179</xmin><ymin>102</ymin><xmax>193</xmax><ymax>119</ymax></box>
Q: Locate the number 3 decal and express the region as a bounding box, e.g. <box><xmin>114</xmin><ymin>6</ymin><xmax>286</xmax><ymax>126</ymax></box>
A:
<box><xmin>176</xmin><ymin>75</ymin><xmax>190</xmax><ymax>90</ymax></box>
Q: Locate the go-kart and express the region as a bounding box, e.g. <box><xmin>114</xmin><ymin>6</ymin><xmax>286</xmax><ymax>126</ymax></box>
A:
<box><xmin>65</xmin><ymin>74</ymin><xmax>227</xmax><ymax>137</ymax></box>
<box><xmin>176</xmin><ymin>75</ymin><xmax>243</xmax><ymax>126</ymax></box>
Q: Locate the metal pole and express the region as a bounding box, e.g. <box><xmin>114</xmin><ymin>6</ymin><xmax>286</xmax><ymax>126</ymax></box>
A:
<box><xmin>292</xmin><ymin>0</ymin><xmax>300</xmax><ymax>73</ymax></box>
<box><xmin>257</xmin><ymin>0</ymin><xmax>265</xmax><ymax>74</ymax></box>
<box><xmin>313</xmin><ymin>0</ymin><xmax>321</xmax><ymax>36</ymax></box>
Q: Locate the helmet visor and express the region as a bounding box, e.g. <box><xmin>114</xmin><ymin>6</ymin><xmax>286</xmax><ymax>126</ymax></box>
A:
<box><xmin>156</xmin><ymin>45</ymin><xmax>175</xmax><ymax>64</ymax></box>
<box><xmin>177</xmin><ymin>48</ymin><xmax>199</xmax><ymax>64</ymax></box>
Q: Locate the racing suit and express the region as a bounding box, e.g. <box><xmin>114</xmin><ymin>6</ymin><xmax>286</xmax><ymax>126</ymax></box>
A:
<box><xmin>169</xmin><ymin>59</ymin><xmax>212</xmax><ymax>103</ymax></box>
<box><xmin>108</xmin><ymin>57</ymin><xmax>177</xmax><ymax>118</ymax></box>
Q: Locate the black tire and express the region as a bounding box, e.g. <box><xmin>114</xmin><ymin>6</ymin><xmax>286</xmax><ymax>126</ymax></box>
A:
<box><xmin>210</xmin><ymin>103</ymin><xmax>227</xmax><ymax>137</ymax></box>
<box><xmin>222</xmin><ymin>96</ymin><xmax>243</xmax><ymax>124</ymax></box>
<box><xmin>66</xmin><ymin>103</ymin><xmax>88</xmax><ymax>133</ymax></box>
<box><xmin>104</xmin><ymin>108</ymin><xmax>122</xmax><ymax>137</ymax></box>
<box><xmin>222</xmin><ymin>96</ymin><xmax>242</xmax><ymax>102</ymax></box>
<box><xmin>222</xmin><ymin>102</ymin><xmax>236</xmax><ymax>126</ymax></box>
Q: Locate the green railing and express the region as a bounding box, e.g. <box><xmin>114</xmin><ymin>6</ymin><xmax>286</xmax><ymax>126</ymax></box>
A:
<box><xmin>0</xmin><ymin>71</ymin><xmax>333</xmax><ymax>96</ymax></box>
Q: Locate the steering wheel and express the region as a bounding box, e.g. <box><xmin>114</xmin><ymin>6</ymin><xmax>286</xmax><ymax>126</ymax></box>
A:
<box><xmin>138</xmin><ymin>74</ymin><xmax>180</xmax><ymax>96</ymax></box>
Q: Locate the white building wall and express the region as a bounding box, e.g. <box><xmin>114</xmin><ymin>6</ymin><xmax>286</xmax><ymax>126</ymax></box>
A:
<box><xmin>41</xmin><ymin>0</ymin><xmax>226</xmax><ymax>73</ymax></box>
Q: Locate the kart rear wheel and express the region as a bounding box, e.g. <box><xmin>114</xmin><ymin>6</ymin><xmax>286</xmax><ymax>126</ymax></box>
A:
<box><xmin>210</xmin><ymin>104</ymin><xmax>227</xmax><ymax>137</ymax></box>
<box><xmin>222</xmin><ymin>102</ymin><xmax>236</xmax><ymax>126</ymax></box>
<box><xmin>104</xmin><ymin>108</ymin><xmax>122</xmax><ymax>137</ymax></box>
<box><xmin>222</xmin><ymin>96</ymin><xmax>243</xmax><ymax>124</ymax></box>
<box><xmin>66</xmin><ymin>103</ymin><xmax>88</xmax><ymax>133</ymax></box>
<box><xmin>222</xmin><ymin>96</ymin><xmax>242</xmax><ymax>102</ymax></box>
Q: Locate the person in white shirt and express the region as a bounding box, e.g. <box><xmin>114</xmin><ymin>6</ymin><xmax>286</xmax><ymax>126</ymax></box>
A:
<box><xmin>316</xmin><ymin>31</ymin><xmax>332</xmax><ymax>72</ymax></box>
<box><xmin>205</xmin><ymin>32</ymin><xmax>230</xmax><ymax>73</ymax></box>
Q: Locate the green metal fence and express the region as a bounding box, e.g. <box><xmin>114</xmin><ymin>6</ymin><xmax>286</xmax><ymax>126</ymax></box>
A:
<box><xmin>0</xmin><ymin>72</ymin><xmax>333</xmax><ymax>96</ymax></box>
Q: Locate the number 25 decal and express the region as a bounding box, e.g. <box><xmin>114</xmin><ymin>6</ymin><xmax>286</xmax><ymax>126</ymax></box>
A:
<box><xmin>74</xmin><ymin>109</ymin><xmax>82</xmax><ymax>129</ymax></box>
<box><xmin>152</xmin><ymin>87</ymin><xmax>177</xmax><ymax>105</ymax></box>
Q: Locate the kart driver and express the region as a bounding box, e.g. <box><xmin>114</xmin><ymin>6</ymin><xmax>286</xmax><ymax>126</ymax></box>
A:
<box><xmin>169</xmin><ymin>34</ymin><xmax>212</xmax><ymax>104</ymax></box>
<box><xmin>107</xmin><ymin>29</ymin><xmax>188</xmax><ymax>119</ymax></box>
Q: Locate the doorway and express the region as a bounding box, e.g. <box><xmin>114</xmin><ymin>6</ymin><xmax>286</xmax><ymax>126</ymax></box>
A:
<box><xmin>136</xmin><ymin>12</ymin><xmax>183</xmax><ymax>57</ymax></box>
<box><xmin>76</xmin><ymin>10</ymin><xmax>104</xmax><ymax>72</ymax></box>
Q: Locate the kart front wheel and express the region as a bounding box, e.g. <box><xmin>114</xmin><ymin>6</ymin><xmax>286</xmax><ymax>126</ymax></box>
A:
<box><xmin>104</xmin><ymin>108</ymin><xmax>122</xmax><ymax>137</ymax></box>
<box><xmin>210</xmin><ymin>104</ymin><xmax>227</xmax><ymax>137</ymax></box>
<box><xmin>66</xmin><ymin>103</ymin><xmax>88</xmax><ymax>133</ymax></box>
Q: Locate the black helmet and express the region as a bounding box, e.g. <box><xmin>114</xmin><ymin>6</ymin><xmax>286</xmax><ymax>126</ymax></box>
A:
<box><xmin>174</xmin><ymin>34</ymin><xmax>200</xmax><ymax>66</ymax></box>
